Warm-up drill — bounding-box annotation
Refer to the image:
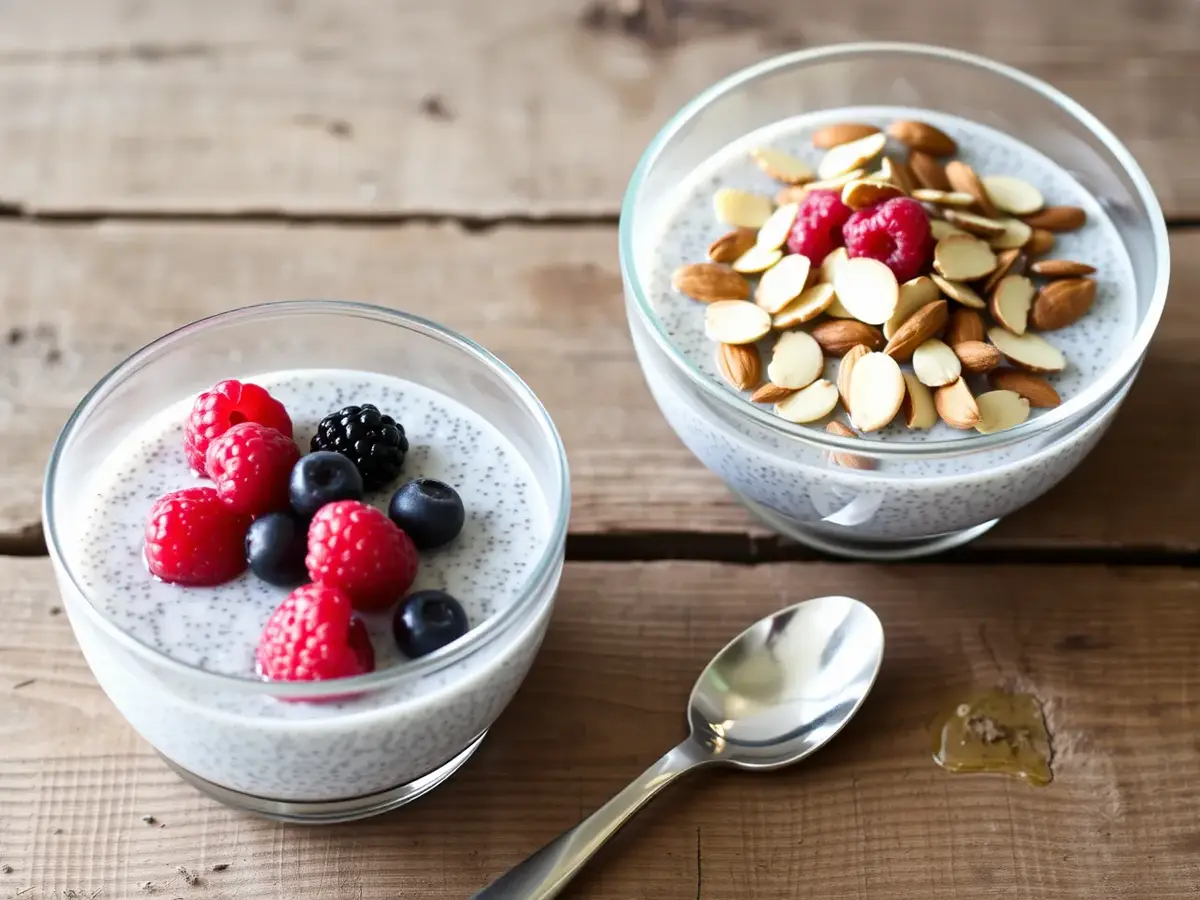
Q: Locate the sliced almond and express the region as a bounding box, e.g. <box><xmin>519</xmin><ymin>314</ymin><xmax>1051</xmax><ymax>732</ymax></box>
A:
<box><xmin>775</xmin><ymin>379</ymin><xmax>840</xmax><ymax>424</ymax></box>
<box><xmin>754</xmin><ymin>253</ymin><xmax>811</xmax><ymax>313</ymax></box>
<box><xmin>953</xmin><ymin>340</ymin><xmax>1003</xmax><ymax>375</ymax></box>
<box><xmin>818</xmin><ymin>132</ymin><xmax>887</xmax><ymax>180</ymax></box>
<box><xmin>707</xmin><ymin>228</ymin><xmax>758</xmax><ymax>264</ymax></box>
<box><xmin>901</xmin><ymin>372</ymin><xmax>937</xmax><ymax>429</ymax></box>
<box><xmin>987</xmin><ymin>369</ymin><xmax>1062</xmax><ymax>408</ymax></box>
<box><xmin>987</xmin><ymin>327</ymin><xmax>1067</xmax><ymax>374</ymax></box>
<box><xmin>1030</xmin><ymin>278</ymin><xmax>1097</xmax><ymax>331</ymax></box>
<box><xmin>886</xmin><ymin>120</ymin><xmax>957</xmax><ymax>157</ymax></box>
<box><xmin>1022</xmin><ymin>206</ymin><xmax>1087</xmax><ymax>232</ymax></box>
<box><xmin>825</xmin><ymin>295</ymin><xmax>857</xmax><ymax>318</ymax></box>
<box><xmin>731</xmin><ymin>244</ymin><xmax>783</xmax><ymax>275</ymax></box>
<box><xmin>982</xmin><ymin>248</ymin><xmax>1025</xmax><ymax>295</ymax></box>
<box><xmin>989</xmin><ymin>217</ymin><xmax>1034</xmax><ymax>251</ymax></box>
<box><xmin>974</xmin><ymin>390</ymin><xmax>1031</xmax><ymax>434</ymax></box>
<box><xmin>989</xmin><ymin>275</ymin><xmax>1035</xmax><ymax>336</ymax></box>
<box><xmin>930</xmin><ymin>272</ymin><xmax>986</xmax><ymax>309</ymax></box>
<box><xmin>841</xmin><ymin>178</ymin><xmax>905</xmax><ymax>210</ymax></box>
<box><xmin>848</xmin><ymin>352</ymin><xmax>906</xmax><ymax>433</ymax></box>
<box><xmin>1030</xmin><ymin>259</ymin><xmax>1097</xmax><ymax>278</ymax></box>
<box><xmin>934</xmin><ymin>378</ymin><xmax>980</xmax><ymax>429</ymax></box>
<box><xmin>837</xmin><ymin>344</ymin><xmax>870</xmax><ymax>412</ymax></box>
<box><xmin>812</xmin><ymin>123</ymin><xmax>881</xmax><ymax>150</ymax></box>
<box><xmin>832</xmin><ymin>256</ymin><xmax>899</xmax><ymax>325</ymax></box>
<box><xmin>820</xmin><ymin>247</ymin><xmax>850</xmax><ymax>284</ymax></box>
<box><xmin>1025</xmin><ymin>228</ymin><xmax>1055</xmax><ymax>257</ymax></box>
<box><xmin>982</xmin><ymin>175</ymin><xmax>1044</xmax><ymax>216</ymax></box>
<box><xmin>713</xmin><ymin>188</ymin><xmax>773</xmax><ymax>229</ymax></box>
<box><xmin>775</xmin><ymin>185</ymin><xmax>809</xmax><ymax>206</ymax></box>
<box><xmin>884</xmin><ymin>299</ymin><xmax>949</xmax><ymax>362</ymax></box>
<box><xmin>767</xmin><ymin>329</ymin><xmax>824</xmax><ymax>389</ymax></box>
<box><xmin>930</xmin><ymin>219</ymin><xmax>968</xmax><ymax>241</ymax></box>
<box><xmin>884</xmin><ymin>276</ymin><xmax>941</xmax><ymax>339</ymax></box>
<box><xmin>912</xmin><ymin>189</ymin><xmax>976</xmax><ymax>207</ymax></box>
<box><xmin>804</xmin><ymin>169</ymin><xmax>867</xmax><ymax>192</ymax></box>
<box><xmin>704</xmin><ymin>300</ymin><xmax>772</xmax><ymax>345</ymax></box>
<box><xmin>756</xmin><ymin>202</ymin><xmax>800</xmax><ymax>251</ymax></box>
<box><xmin>912</xmin><ymin>338</ymin><xmax>961</xmax><ymax>387</ymax></box>
<box><xmin>810</xmin><ymin>319</ymin><xmax>884</xmax><ymax>356</ymax></box>
<box><xmin>943</xmin><ymin>209</ymin><xmax>1007</xmax><ymax>239</ymax></box>
<box><xmin>773</xmin><ymin>282</ymin><xmax>836</xmax><ymax>329</ymax></box>
<box><xmin>672</xmin><ymin>263</ymin><xmax>751</xmax><ymax>302</ymax></box>
<box><xmin>876</xmin><ymin>156</ymin><xmax>917</xmax><ymax>194</ymax></box>
<box><xmin>933</xmin><ymin>234</ymin><xmax>997</xmax><ymax>281</ymax></box>
<box><xmin>751</xmin><ymin>147</ymin><xmax>814</xmax><ymax>185</ymax></box>
<box><xmin>944</xmin><ymin>161</ymin><xmax>999</xmax><ymax>217</ymax></box>
<box><xmin>945</xmin><ymin>307</ymin><xmax>985</xmax><ymax>346</ymax></box>
<box><xmin>716</xmin><ymin>342</ymin><xmax>762</xmax><ymax>391</ymax></box>
<box><xmin>750</xmin><ymin>382</ymin><xmax>797</xmax><ymax>404</ymax></box>
<box><xmin>825</xmin><ymin>420</ymin><xmax>876</xmax><ymax>470</ymax></box>
<box><xmin>908</xmin><ymin>150</ymin><xmax>951</xmax><ymax>191</ymax></box>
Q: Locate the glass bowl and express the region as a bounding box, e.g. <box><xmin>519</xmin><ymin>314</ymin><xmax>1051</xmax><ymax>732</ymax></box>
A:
<box><xmin>620</xmin><ymin>42</ymin><xmax>1169</xmax><ymax>559</ymax></box>
<box><xmin>43</xmin><ymin>300</ymin><xmax>570</xmax><ymax>822</ymax></box>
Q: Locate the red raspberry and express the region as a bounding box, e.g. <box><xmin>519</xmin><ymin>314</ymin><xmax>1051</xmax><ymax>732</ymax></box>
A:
<box><xmin>306</xmin><ymin>500</ymin><xmax>418</xmax><ymax>612</ymax></box>
<box><xmin>785</xmin><ymin>189</ymin><xmax>853</xmax><ymax>265</ymax></box>
<box><xmin>256</xmin><ymin>584</ymin><xmax>376</xmax><ymax>682</ymax></box>
<box><xmin>204</xmin><ymin>422</ymin><xmax>301</xmax><ymax>517</ymax></box>
<box><xmin>144</xmin><ymin>487</ymin><xmax>251</xmax><ymax>586</ymax></box>
<box><xmin>841</xmin><ymin>196</ymin><xmax>933</xmax><ymax>283</ymax></box>
<box><xmin>183</xmin><ymin>380</ymin><xmax>293</xmax><ymax>474</ymax></box>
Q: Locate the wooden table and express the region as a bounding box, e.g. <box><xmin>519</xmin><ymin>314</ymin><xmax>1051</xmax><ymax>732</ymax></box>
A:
<box><xmin>2</xmin><ymin>2</ymin><xmax>1198</xmax><ymax>897</ymax></box>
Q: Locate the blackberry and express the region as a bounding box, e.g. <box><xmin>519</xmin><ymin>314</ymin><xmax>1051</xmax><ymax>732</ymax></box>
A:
<box><xmin>310</xmin><ymin>403</ymin><xmax>408</xmax><ymax>490</ymax></box>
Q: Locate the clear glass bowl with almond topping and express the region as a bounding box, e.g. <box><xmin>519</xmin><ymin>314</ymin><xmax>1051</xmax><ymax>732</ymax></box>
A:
<box><xmin>621</xmin><ymin>43</ymin><xmax>1169</xmax><ymax>559</ymax></box>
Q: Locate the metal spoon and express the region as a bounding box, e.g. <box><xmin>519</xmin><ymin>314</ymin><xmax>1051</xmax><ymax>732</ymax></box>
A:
<box><xmin>473</xmin><ymin>594</ymin><xmax>885</xmax><ymax>899</ymax></box>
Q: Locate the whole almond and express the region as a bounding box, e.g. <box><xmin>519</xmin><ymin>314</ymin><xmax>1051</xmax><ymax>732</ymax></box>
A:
<box><xmin>1024</xmin><ymin>228</ymin><xmax>1055</xmax><ymax>257</ymax></box>
<box><xmin>810</xmin><ymin>319</ymin><xmax>885</xmax><ymax>357</ymax></box>
<box><xmin>672</xmin><ymin>263</ymin><xmax>751</xmax><ymax>302</ymax></box>
<box><xmin>934</xmin><ymin>378</ymin><xmax>981</xmax><ymax>429</ymax></box>
<box><xmin>982</xmin><ymin>248</ymin><xmax>1025</xmax><ymax>294</ymax></box>
<box><xmin>750</xmin><ymin>382</ymin><xmax>797</xmax><ymax>404</ymax></box>
<box><xmin>825</xmin><ymin>421</ymin><xmax>876</xmax><ymax>470</ymax></box>
<box><xmin>716</xmin><ymin>342</ymin><xmax>762</xmax><ymax>391</ymax></box>
<box><xmin>987</xmin><ymin>369</ymin><xmax>1062</xmax><ymax>408</ymax></box>
<box><xmin>707</xmin><ymin>228</ymin><xmax>757</xmax><ymax>264</ymax></box>
<box><xmin>1029</xmin><ymin>278</ymin><xmax>1097</xmax><ymax>331</ymax></box>
<box><xmin>944</xmin><ymin>160</ymin><xmax>999</xmax><ymax>217</ymax></box>
<box><xmin>886</xmin><ymin>120</ymin><xmax>957</xmax><ymax>156</ymax></box>
<box><xmin>812</xmin><ymin>122</ymin><xmax>880</xmax><ymax>150</ymax></box>
<box><xmin>884</xmin><ymin>299</ymin><xmax>949</xmax><ymax>362</ymax></box>
<box><xmin>1022</xmin><ymin>206</ymin><xmax>1087</xmax><ymax>232</ymax></box>
<box><xmin>908</xmin><ymin>150</ymin><xmax>951</xmax><ymax>191</ymax></box>
<box><xmin>953</xmin><ymin>340</ymin><xmax>1003</xmax><ymax>374</ymax></box>
<box><xmin>1030</xmin><ymin>259</ymin><xmax>1097</xmax><ymax>278</ymax></box>
<box><xmin>945</xmin><ymin>307</ymin><xmax>985</xmax><ymax>346</ymax></box>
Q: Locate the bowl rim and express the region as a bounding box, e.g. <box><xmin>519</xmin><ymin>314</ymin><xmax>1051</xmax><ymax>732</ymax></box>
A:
<box><xmin>42</xmin><ymin>299</ymin><xmax>571</xmax><ymax>699</ymax></box>
<box><xmin>619</xmin><ymin>41</ymin><xmax>1170</xmax><ymax>459</ymax></box>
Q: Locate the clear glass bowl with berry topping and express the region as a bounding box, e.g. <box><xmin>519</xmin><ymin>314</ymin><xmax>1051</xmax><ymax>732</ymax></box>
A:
<box><xmin>622</xmin><ymin>42</ymin><xmax>1169</xmax><ymax>559</ymax></box>
<box><xmin>43</xmin><ymin>300</ymin><xmax>570</xmax><ymax>822</ymax></box>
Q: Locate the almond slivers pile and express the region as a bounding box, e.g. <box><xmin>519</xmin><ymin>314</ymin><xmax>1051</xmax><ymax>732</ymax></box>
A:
<box><xmin>670</xmin><ymin>119</ymin><xmax>1098</xmax><ymax>453</ymax></box>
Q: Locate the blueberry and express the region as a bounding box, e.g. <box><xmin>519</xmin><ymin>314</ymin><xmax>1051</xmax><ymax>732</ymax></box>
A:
<box><xmin>387</xmin><ymin>479</ymin><xmax>465</xmax><ymax>550</ymax></box>
<box><xmin>289</xmin><ymin>451</ymin><xmax>364</xmax><ymax>518</ymax></box>
<box><xmin>393</xmin><ymin>590</ymin><xmax>469</xmax><ymax>658</ymax></box>
<box><xmin>245</xmin><ymin>512</ymin><xmax>308</xmax><ymax>587</ymax></box>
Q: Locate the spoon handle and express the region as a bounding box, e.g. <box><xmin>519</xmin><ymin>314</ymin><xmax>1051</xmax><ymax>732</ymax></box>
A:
<box><xmin>472</xmin><ymin>739</ymin><xmax>709</xmax><ymax>899</ymax></box>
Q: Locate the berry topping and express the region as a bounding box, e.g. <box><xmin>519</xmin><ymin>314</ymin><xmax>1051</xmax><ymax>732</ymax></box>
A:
<box><xmin>144</xmin><ymin>487</ymin><xmax>251</xmax><ymax>586</ymax></box>
<box><xmin>387</xmin><ymin>479</ymin><xmax>465</xmax><ymax>551</ymax></box>
<box><xmin>204</xmin><ymin>422</ymin><xmax>300</xmax><ymax>517</ymax></box>
<box><xmin>393</xmin><ymin>590</ymin><xmax>469</xmax><ymax>659</ymax></box>
<box><xmin>289</xmin><ymin>451</ymin><xmax>364</xmax><ymax>519</ymax></box>
<box><xmin>310</xmin><ymin>404</ymin><xmax>408</xmax><ymax>491</ymax></box>
<box><xmin>306</xmin><ymin>500</ymin><xmax>418</xmax><ymax>611</ymax></box>
<box><xmin>841</xmin><ymin>196</ymin><xmax>933</xmax><ymax>284</ymax></box>
<box><xmin>256</xmin><ymin>583</ymin><xmax>375</xmax><ymax>682</ymax></box>
<box><xmin>785</xmin><ymin>189</ymin><xmax>854</xmax><ymax>265</ymax></box>
<box><xmin>245</xmin><ymin>512</ymin><xmax>308</xmax><ymax>587</ymax></box>
<box><xmin>184</xmin><ymin>380</ymin><xmax>293</xmax><ymax>474</ymax></box>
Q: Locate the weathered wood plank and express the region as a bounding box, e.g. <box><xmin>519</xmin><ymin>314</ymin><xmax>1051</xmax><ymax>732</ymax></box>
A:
<box><xmin>2</xmin><ymin>558</ymin><xmax>1198</xmax><ymax>898</ymax></box>
<box><xmin>0</xmin><ymin>0</ymin><xmax>1196</xmax><ymax>217</ymax></box>
<box><xmin>1</xmin><ymin>223</ymin><xmax>1197</xmax><ymax>550</ymax></box>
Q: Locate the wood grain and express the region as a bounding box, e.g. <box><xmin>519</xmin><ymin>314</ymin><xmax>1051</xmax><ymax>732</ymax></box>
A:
<box><xmin>1</xmin><ymin>558</ymin><xmax>1198</xmax><ymax>898</ymax></box>
<box><xmin>0</xmin><ymin>0</ymin><xmax>1196</xmax><ymax>217</ymax></box>
<box><xmin>1</xmin><ymin>222</ymin><xmax>1196</xmax><ymax>551</ymax></box>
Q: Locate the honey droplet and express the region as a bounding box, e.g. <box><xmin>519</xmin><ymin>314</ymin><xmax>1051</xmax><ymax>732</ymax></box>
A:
<box><xmin>931</xmin><ymin>690</ymin><xmax>1052</xmax><ymax>786</ymax></box>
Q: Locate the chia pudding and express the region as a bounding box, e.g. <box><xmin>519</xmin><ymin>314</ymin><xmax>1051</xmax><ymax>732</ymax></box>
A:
<box><xmin>54</xmin><ymin>367</ymin><xmax>560</xmax><ymax>803</ymax></box>
<box><xmin>625</xmin><ymin>106</ymin><xmax>1149</xmax><ymax>551</ymax></box>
